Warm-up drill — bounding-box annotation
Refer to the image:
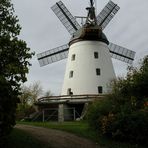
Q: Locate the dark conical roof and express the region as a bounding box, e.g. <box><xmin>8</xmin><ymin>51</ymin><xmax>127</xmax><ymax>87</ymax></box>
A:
<box><xmin>69</xmin><ymin>25</ymin><xmax>109</xmax><ymax>46</ymax></box>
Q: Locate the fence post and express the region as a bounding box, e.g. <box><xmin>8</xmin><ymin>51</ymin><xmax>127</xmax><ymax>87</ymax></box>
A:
<box><xmin>73</xmin><ymin>108</ymin><xmax>76</xmax><ymax>120</ymax></box>
<box><xmin>58</xmin><ymin>104</ymin><xmax>64</xmax><ymax>122</ymax></box>
<box><xmin>42</xmin><ymin>109</ymin><xmax>45</xmax><ymax>122</ymax></box>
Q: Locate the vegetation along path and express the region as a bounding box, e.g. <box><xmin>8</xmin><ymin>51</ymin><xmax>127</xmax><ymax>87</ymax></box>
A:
<box><xmin>16</xmin><ymin>124</ymin><xmax>100</xmax><ymax>148</ymax></box>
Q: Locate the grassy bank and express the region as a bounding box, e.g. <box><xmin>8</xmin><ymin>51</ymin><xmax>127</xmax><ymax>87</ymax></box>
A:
<box><xmin>18</xmin><ymin>121</ymin><xmax>146</xmax><ymax>148</ymax></box>
<box><xmin>18</xmin><ymin>121</ymin><xmax>98</xmax><ymax>141</ymax></box>
<box><xmin>3</xmin><ymin>128</ymin><xmax>45</xmax><ymax>148</ymax></box>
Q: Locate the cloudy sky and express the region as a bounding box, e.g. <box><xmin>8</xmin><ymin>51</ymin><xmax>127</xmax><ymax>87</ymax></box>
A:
<box><xmin>11</xmin><ymin>0</ymin><xmax>148</xmax><ymax>95</ymax></box>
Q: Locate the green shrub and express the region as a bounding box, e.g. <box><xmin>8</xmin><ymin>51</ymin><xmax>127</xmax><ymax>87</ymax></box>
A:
<box><xmin>87</xmin><ymin>56</ymin><xmax>148</xmax><ymax>146</ymax></box>
<box><xmin>111</xmin><ymin>111</ymin><xmax>148</xmax><ymax>144</ymax></box>
<box><xmin>87</xmin><ymin>99</ymin><xmax>148</xmax><ymax>145</ymax></box>
<box><xmin>87</xmin><ymin>98</ymin><xmax>114</xmax><ymax>131</ymax></box>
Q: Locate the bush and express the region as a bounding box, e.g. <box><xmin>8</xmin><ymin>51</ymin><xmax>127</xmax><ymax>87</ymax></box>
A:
<box><xmin>111</xmin><ymin>111</ymin><xmax>148</xmax><ymax>144</ymax></box>
<box><xmin>87</xmin><ymin>99</ymin><xmax>148</xmax><ymax>145</ymax></box>
<box><xmin>87</xmin><ymin>98</ymin><xmax>114</xmax><ymax>131</ymax></box>
<box><xmin>87</xmin><ymin>56</ymin><xmax>148</xmax><ymax>146</ymax></box>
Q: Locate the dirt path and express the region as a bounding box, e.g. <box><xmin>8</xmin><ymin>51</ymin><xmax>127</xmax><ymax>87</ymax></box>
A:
<box><xmin>16</xmin><ymin>124</ymin><xmax>100</xmax><ymax>148</ymax></box>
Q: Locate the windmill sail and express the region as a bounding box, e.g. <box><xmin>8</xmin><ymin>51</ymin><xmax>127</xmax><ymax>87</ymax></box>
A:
<box><xmin>109</xmin><ymin>42</ymin><xmax>136</xmax><ymax>64</ymax></box>
<box><xmin>37</xmin><ymin>44</ymin><xmax>69</xmax><ymax>67</ymax></box>
<box><xmin>97</xmin><ymin>1</ymin><xmax>120</xmax><ymax>30</ymax></box>
<box><xmin>51</xmin><ymin>1</ymin><xmax>81</xmax><ymax>35</ymax></box>
<box><xmin>37</xmin><ymin>1</ymin><xmax>136</xmax><ymax>67</ymax></box>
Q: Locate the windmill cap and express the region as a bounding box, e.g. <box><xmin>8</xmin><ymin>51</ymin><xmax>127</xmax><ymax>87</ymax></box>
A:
<box><xmin>69</xmin><ymin>25</ymin><xmax>109</xmax><ymax>46</ymax></box>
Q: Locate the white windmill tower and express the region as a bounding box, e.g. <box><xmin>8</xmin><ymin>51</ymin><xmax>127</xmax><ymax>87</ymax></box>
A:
<box><xmin>37</xmin><ymin>0</ymin><xmax>136</xmax><ymax>96</ymax></box>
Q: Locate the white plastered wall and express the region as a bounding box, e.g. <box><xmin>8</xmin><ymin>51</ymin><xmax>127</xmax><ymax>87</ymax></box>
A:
<box><xmin>61</xmin><ymin>40</ymin><xmax>116</xmax><ymax>95</ymax></box>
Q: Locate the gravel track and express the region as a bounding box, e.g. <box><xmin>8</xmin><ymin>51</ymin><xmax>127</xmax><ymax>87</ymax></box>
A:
<box><xmin>16</xmin><ymin>124</ymin><xmax>100</xmax><ymax>148</ymax></box>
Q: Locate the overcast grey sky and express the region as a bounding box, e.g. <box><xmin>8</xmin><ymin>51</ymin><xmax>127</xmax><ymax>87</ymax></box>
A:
<box><xmin>11</xmin><ymin>0</ymin><xmax>148</xmax><ymax>95</ymax></box>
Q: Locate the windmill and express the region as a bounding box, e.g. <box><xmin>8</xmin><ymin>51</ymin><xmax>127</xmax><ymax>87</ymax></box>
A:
<box><xmin>37</xmin><ymin>0</ymin><xmax>135</xmax><ymax>95</ymax></box>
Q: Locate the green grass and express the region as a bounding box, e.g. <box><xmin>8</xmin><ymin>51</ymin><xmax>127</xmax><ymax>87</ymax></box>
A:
<box><xmin>18</xmin><ymin>121</ymin><xmax>98</xmax><ymax>141</ymax></box>
<box><xmin>3</xmin><ymin>128</ymin><xmax>48</xmax><ymax>148</ymax></box>
<box><xmin>17</xmin><ymin>121</ymin><xmax>147</xmax><ymax>148</ymax></box>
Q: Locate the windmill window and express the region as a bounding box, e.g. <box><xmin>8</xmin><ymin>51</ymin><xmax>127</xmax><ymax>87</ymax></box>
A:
<box><xmin>96</xmin><ymin>68</ymin><xmax>101</xmax><ymax>75</ymax></box>
<box><xmin>94</xmin><ymin>52</ymin><xmax>98</xmax><ymax>59</ymax></box>
<box><xmin>69</xmin><ymin>71</ymin><xmax>74</xmax><ymax>78</ymax></box>
<box><xmin>98</xmin><ymin>86</ymin><xmax>103</xmax><ymax>94</ymax></box>
<box><xmin>67</xmin><ymin>88</ymin><xmax>73</xmax><ymax>95</ymax></box>
<box><xmin>71</xmin><ymin>54</ymin><xmax>76</xmax><ymax>61</ymax></box>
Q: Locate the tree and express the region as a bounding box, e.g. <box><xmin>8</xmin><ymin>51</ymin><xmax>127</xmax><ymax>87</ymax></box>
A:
<box><xmin>128</xmin><ymin>55</ymin><xmax>148</xmax><ymax>99</ymax></box>
<box><xmin>17</xmin><ymin>82</ymin><xmax>52</xmax><ymax>120</ymax></box>
<box><xmin>87</xmin><ymin>55</ymin><xmax>148</xmax><ymax>145</ymax></box>
<box><xmin>44</xmin><ymin>90</ymin><xmax>53</xmax><ymax>97</ymax></box>
<box><xmin>16</xmin><ymin>82</ymin><xmax>43</xmax><ymax>120</ymax></box>
<box><xmin>16</xmin><ymin>85</ymin><xmax>33</xmax><ymax>120</ymax></box>
<box><xmin>0</xmin><ymin>0</ymin><xmax>34</xmax><ymax>139</ymax></box>
<box><xmin>30</xmin><ymin>81</ymin><xmax>43</xmax><ymax>104</ymax></box>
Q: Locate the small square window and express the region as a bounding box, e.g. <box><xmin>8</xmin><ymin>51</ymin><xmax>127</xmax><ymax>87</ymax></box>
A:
<box><xmin>71</xmin><ymin>54</ymin><xmax>76</xmax><ymax>61</ymax></box>
<box><xmin>96</xmin><ymin>68</ymin><xmax>101</xmax><ymax>75</ymax></box>
<box><xmin>94</xmin><ymin>52</ymin><xmax>98</xmax><ymax>59</ymax></box>
<box><xmin>98</xmin><ymin>86</ymin><xmax>103</xmax><ymax>94</ymax></box>
<box><xmin>69</xmin><ymin>71</ymin><xmax>73</xmax><ymax>78</ymax></box>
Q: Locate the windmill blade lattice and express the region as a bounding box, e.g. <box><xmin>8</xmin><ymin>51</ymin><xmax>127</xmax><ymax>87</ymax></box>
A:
<box><xmin>51</xmin><ymin>1</ymin><xmax>81</xmax><ymax>35</ymax></box>
<box><xmin>109</xmin><ymin>42</ymin><xmax>136</xmax><ymax>64</ymax></box>
<box><xmin>97</xmin><ymin>1</ymin><xmax>120</xmax><ymax>30</ymax></box>
<box><xmin>37</xmin><ymin>44</ymin><xmax>69</xmax><ymax>67</ymax></box>
<box><xmin>37</xmin><ymin>1</ymin><xmax>136</xmax><ymax>67</ymax></box>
